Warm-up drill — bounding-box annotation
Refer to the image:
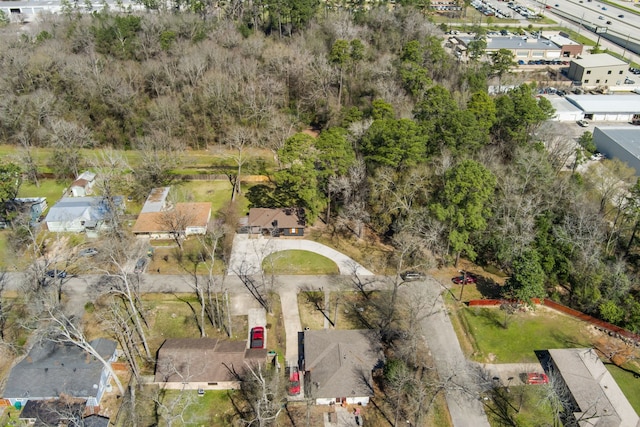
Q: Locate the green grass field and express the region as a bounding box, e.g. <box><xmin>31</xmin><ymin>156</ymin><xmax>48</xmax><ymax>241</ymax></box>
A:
<box><xmin>262</xmin><ymin>250</ymin><xmax>339</xmax><ymax>275</ymax></box>
<box><xmin>18</xmin><ymin>180</ymin><xmax>67</xmax><ymax>207</ymax></box>
<box><xmin>458</xmin><ymin>306</ymin><xmax>591</xmax><ymax>363</ymax></box>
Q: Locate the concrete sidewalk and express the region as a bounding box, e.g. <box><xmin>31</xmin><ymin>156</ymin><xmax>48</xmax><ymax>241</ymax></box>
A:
<box><xmin>228</xmin><ymin>234</ymin><xmax>374</xmax><ymax>276</ymax></box>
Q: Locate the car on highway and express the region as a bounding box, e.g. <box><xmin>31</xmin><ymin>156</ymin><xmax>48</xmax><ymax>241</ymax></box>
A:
<box><xmin>250</xmin><ymin>326</ymin><xmax>265</xmax><ymax>349</ymax></box>
<box><xmin>78</xmin><ymin>247</ymin><xmax>98</xmax><ymax>257</ymax></box>
<box><xmin>598</xmin><ymin>15</ymin><xmax>604</xmax><ymax>19</ymax></box>
<box><xmin>618</xmin><ymin>14</ymin><xmax>624</xmax><ymax>18</ymax></box>
<box><xmin>46</xmin><ymin>269</ymin><xmax>67</xmax><ymax>278</ymax></box>
<box><xmin>288</xmin><ymin>367</ymin><xmax>301</xmax><ymax>395</ymax></box>
<box><xmin>452</xmin><ymin>273</ymin><xmax>477</xmax><ymax>285</ymax></box>
<box><xmin>401</xmin><ymin>271</ymin><xmax>426</xmax><ymax>281</ymax></box>
<box><xmin>526</xmin><ymin>373</ymin><xmax>549</xmax><ymax>385</ymax></box>
<box><xmin>134</xmin><ymin>257</ymin><xmax>148</xmax><ymax>273</ymax></box>
<box><xmin>606</xmin><ymin>20</ymin><xmax>612</xmax><ymax>24</ymax></box>
<box><xmin>577</xmin><ymin>119</ymin><xmax>589</xmax><ymax>127</ymax></box>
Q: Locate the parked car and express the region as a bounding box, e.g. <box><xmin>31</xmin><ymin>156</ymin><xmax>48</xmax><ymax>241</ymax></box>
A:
<box><xmin>46</xmin><ymin>269</ymin><xmax>67</xmax><ymax>279</ymax></box>
<box><xmin>401</xmin><ymin>271</ymin><xmax>426</xmax><ymax>281</ymax></box>
<box><xmin>134</xmin><ymin>257</ymin><xmax>148</xmax><ymax>273</ymax></box>
<box><xmin>250</xmin><ymin>326</ymin><xmax>265</xmax><ymax>349</ymax></box>
<box><xmin>577</xmin><ymin>119</ymin><xmax>589</xmax><ymax>127</ymax></box>
<box><xmin>452</xmin><ymin>273</ymin><xmax>477</xmax><ymax>285</ymax></box>
<box><xmin>526</xmin><ymin>373</ymin><xmax>549</xmax><ymax>384</ymax></box>
<box><xmin>78</xmin><ymin>247</ymin><xmax>98</xmax><ymax>257</ymax></box>
<box><xmin>288</xmin><ymin>367</ymin><xmax>301</xmax><ymax>395</ymax></box>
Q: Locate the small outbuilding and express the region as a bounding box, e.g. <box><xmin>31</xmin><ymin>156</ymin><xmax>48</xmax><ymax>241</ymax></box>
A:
<box><xmin>69</xmin><ymin>171</ymin><xmax>96</xmax><ymax>197</ymax></box>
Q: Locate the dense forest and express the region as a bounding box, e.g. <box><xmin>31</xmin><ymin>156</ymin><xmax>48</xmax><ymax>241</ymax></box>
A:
<box><xmin>2</xmin><ymin>3</ymin><xmax>640</xmax><ymax>336</ymax></box>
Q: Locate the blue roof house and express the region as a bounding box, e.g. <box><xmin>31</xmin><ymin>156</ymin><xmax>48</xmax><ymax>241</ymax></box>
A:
<box><xmin>44</xmin><ymin>197</ymin><xmax>123</xmax><ymax>234</ymax></box>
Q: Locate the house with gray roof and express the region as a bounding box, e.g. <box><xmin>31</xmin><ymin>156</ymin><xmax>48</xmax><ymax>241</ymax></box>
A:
<box><xmin>154</xmin><ymin>338</ymin><xmax>267</xmax><ymax>391</ymax></box>
<box><xmin>3</xmin><ymin>338</ymin><xmax>117</xmax><ymax>409</ymax></box>
<box><xmin>44</xmin><ymin>196</ymin><xmax>124</xmax><ymax>234</ymax></box>
<box><xmin>302</xmin><ymin>330</ymin><xmax>383</xmax><ymax>406</ymax></box>
<box><xmin>547</xmin><ymin>348</ymin><xmax>640</xmax><ymax>427</ymax></box>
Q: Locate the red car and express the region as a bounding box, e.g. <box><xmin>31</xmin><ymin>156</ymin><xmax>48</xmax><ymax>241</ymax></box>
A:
<box><xmin>526</xmin><ymin>373</ymin><xmax>549</xmax><ymax>385</ymax></box>
<box><xmin>452</xmin><ymin>273</ymin><xmax>477</xmax><ymax>284</ymax></box>
<box><xmin>288</xmin><ymin>368</ymin><xmax>301</xmax><ymax>395</ymax></box>
<box><xmin>250</xmin><ymin>326</ymin><xmax>264</xmax><ymax>349</ymax></box>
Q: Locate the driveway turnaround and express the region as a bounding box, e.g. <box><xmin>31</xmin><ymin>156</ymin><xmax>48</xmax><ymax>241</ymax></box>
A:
<box><xmin>227</xmin><ymin>234</ymin><xmax>374</xmax><ymax>276</ymax></box>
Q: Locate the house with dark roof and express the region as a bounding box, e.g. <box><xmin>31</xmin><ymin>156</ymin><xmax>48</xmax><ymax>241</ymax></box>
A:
<box><xmin>302</xmin><ymin>330</ymin><xmax>383</xmax><ymax>406</ymax></box>
<box><xmin>547</xmin><ymin>348</ymin><xmax>640</xmax><ymax>426</ymax></box>
<box><xmin>2</xmin><ymin>338</ymin><xmax>117</xmax><ymax>409</ymax></box>
<box><xmin>239</xmin><ymin>208</ymin><xmax>306</xmax><ymax>236</ymax></box>
<box><xmin>132</xmin><ymin>187</ymin><xmax>211</xmax><ymax>239</ymax></box>
<box><xmin>154</xmin><ymin>338</ymin><xmax>267</xmax><ymax>391</ymax></box>
<box><xmin>69</xmin><ymin>171</ymin><xmax>96</xmax><ymax>197</ymax></box>
<box><xmin>19</xmin><ymin>397</ymin><xmax>85</xmax><ymax>426</ymax></box>
<box><xmin>82</xmin><ymin>414</ymin><xmax>111</xmax><ymax>427</ymax></box>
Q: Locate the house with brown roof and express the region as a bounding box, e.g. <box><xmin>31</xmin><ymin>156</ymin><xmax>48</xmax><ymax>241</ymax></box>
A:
<box><xmin>302</xmin><ymin>330</ymin><xmax>383</xmax><ymax>406</ymax></box>
<box><xmin>240</xmin><ymin>208</ymin><xmax>306</xmax><ymax>237</ymax></box>
<box><xmin>154</xmin><ymin>338</ymin><xmax>267</xmax><ymax>391</ymax></box>
<box><xmin>132</xmin><ymin>187</ymin><xmax>211</xmax><ymax>239</ymax></box>
<box><xmin>69</xmin><ymin>171</ymin><xmax>96</xmax><ymax>197</ymax></box>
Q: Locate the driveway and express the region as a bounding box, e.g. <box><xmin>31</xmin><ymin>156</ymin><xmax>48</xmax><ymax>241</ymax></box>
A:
<box><xmin>227</xmin><ymin>234</ymin><xmax>374</xmax><ymax>276</ymax></box>
<box><xmin>413</xmin><ymin>278</ymin><xmax>491</xmax><ymax>427</ymax></box>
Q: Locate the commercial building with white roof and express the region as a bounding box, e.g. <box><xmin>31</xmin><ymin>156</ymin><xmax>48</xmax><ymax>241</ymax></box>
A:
<box><xmin>566</xmin><ymin>95</ymin><xmax>640</xmax><ymax>122</ymax></box>
<box><xmin>454</xmin><ymin>35</ymin><xmax>562</xmax><ymax>60</ymax></box>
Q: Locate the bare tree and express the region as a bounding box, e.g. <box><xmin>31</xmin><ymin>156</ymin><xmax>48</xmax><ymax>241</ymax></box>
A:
<box><xmin>160</xmin><ymin>207</ymin><xmax>195</xmax><ymax>252</ymax></box>
<box><xmin>43</xmin><ymin>306</ymin><xmax>125</xmax><ymax>395</ymax></box>
<box><xmin>237</xmin><ymin>362</ymin><xmax>284</xmax><ymax>427</ymax></box>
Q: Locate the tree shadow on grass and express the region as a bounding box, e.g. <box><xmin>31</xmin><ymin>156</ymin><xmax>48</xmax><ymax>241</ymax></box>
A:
<box><xmin>475</xmin><ymin>277</ymin><xmax>504</xmax><ymax>299</ymax></box>
<box><xmin>468</xmin><ymin>305</ymin><xmax>507</xmax><ymax>329</ymax></box>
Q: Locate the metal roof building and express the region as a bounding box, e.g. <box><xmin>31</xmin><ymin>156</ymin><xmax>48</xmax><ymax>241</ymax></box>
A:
<box><xmin>454</xmin><ymin>35</ymin><xmax>562</xmax><ymax>60</ymax></box>
<box><xmin>544</xmin><ymin>95</ymin><xmax>585</xmax><ymax>122</ymax></box>
<box><xmin>566</xmin><ymin>95</ymin><xmax>640</xmax><ymax>122</ymax></box>
<box><xmin>593</xmin><ymin>126</ymin><xmax>640</xmax><ymax>174</ymax></box>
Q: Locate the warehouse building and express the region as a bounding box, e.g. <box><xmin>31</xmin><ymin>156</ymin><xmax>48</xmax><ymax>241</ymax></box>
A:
<box><xmin>565</xmin><ymin>95</ymin><xmax>640</xmax><ymax>122</ymax></box>
<box><xmin>543</xmin><ymin>95</ymin><xmax>585</xmax><ymax>122</ymax></box>
<box><xmin>593</xmin><ymin>127</ymin><xmax>640</xmax><ymax>174</ymax></box>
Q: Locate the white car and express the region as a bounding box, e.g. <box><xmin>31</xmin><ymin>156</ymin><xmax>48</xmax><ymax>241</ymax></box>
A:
<box><xmin>577</xmin><ymin>120</ymin><xmax>589</xmax><ymax>127</ymax></box>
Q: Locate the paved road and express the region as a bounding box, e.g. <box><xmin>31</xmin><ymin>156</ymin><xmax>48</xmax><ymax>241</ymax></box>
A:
<box><xmin>413</xmin><ymin>277</ymin><xmax>491</xmax><ymax>427</ymax></box>
<box><xmin>227</xmin><ymin>234</ymin><xmax>374</xmax><ymax>276</ymax></box>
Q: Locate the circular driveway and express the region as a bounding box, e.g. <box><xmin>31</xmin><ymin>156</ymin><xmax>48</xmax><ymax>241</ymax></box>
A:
<box><xmin>227</xmin><ymin>234</ymin><xmax>375</xmax><ymax>276</ymax></box>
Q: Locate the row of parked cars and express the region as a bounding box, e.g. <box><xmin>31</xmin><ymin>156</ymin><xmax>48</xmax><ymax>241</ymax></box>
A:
<box><xmin>629</xmin><ymin>67</ymin><xmax>640</xmax><ymax>75</ymax></box>
<box><xmin>520</xmin><ymin>59</ymin><xmax>569</xmax><ymax>66</ymax></box>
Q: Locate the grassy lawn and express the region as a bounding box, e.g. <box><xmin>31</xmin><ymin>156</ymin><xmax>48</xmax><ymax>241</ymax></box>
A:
<box><xmin>0</xmin><ymin>231</ymin><xmax>12</xmax><ymax>269</ymax></box>
<box><xmin>263</xmin><ymin>250</ymin><xmax>339</xmax><ymax>275</ymax></box>
<box><xmin>456</xmin><ymin>306</ymin><xmax>591</xmax><ymax>363</ymax></box>
<box><xmin>606</xmin><ymin>364</ymin><xmax>640</xmax><ymax>414</ymax></box>
<box><xmin>484</xmin><ymin>385</ymin><xmax>556</xmax><ymax>427</ymax></box>
<box><xmin>143</xmin><ymin>294</ymin><xmax>248</xmax><ymax>361</ymax></box>
<box><xmin>18</xmin><ymin>179</ymin><xmax>67</xmax><ymax>207</ymax></box>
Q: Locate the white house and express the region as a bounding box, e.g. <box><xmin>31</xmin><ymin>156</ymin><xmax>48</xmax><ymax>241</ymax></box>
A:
<box><xmin>44</xmin><ymin>196</ymin><xmax>123</xmax><ymax>234</ymax></box>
